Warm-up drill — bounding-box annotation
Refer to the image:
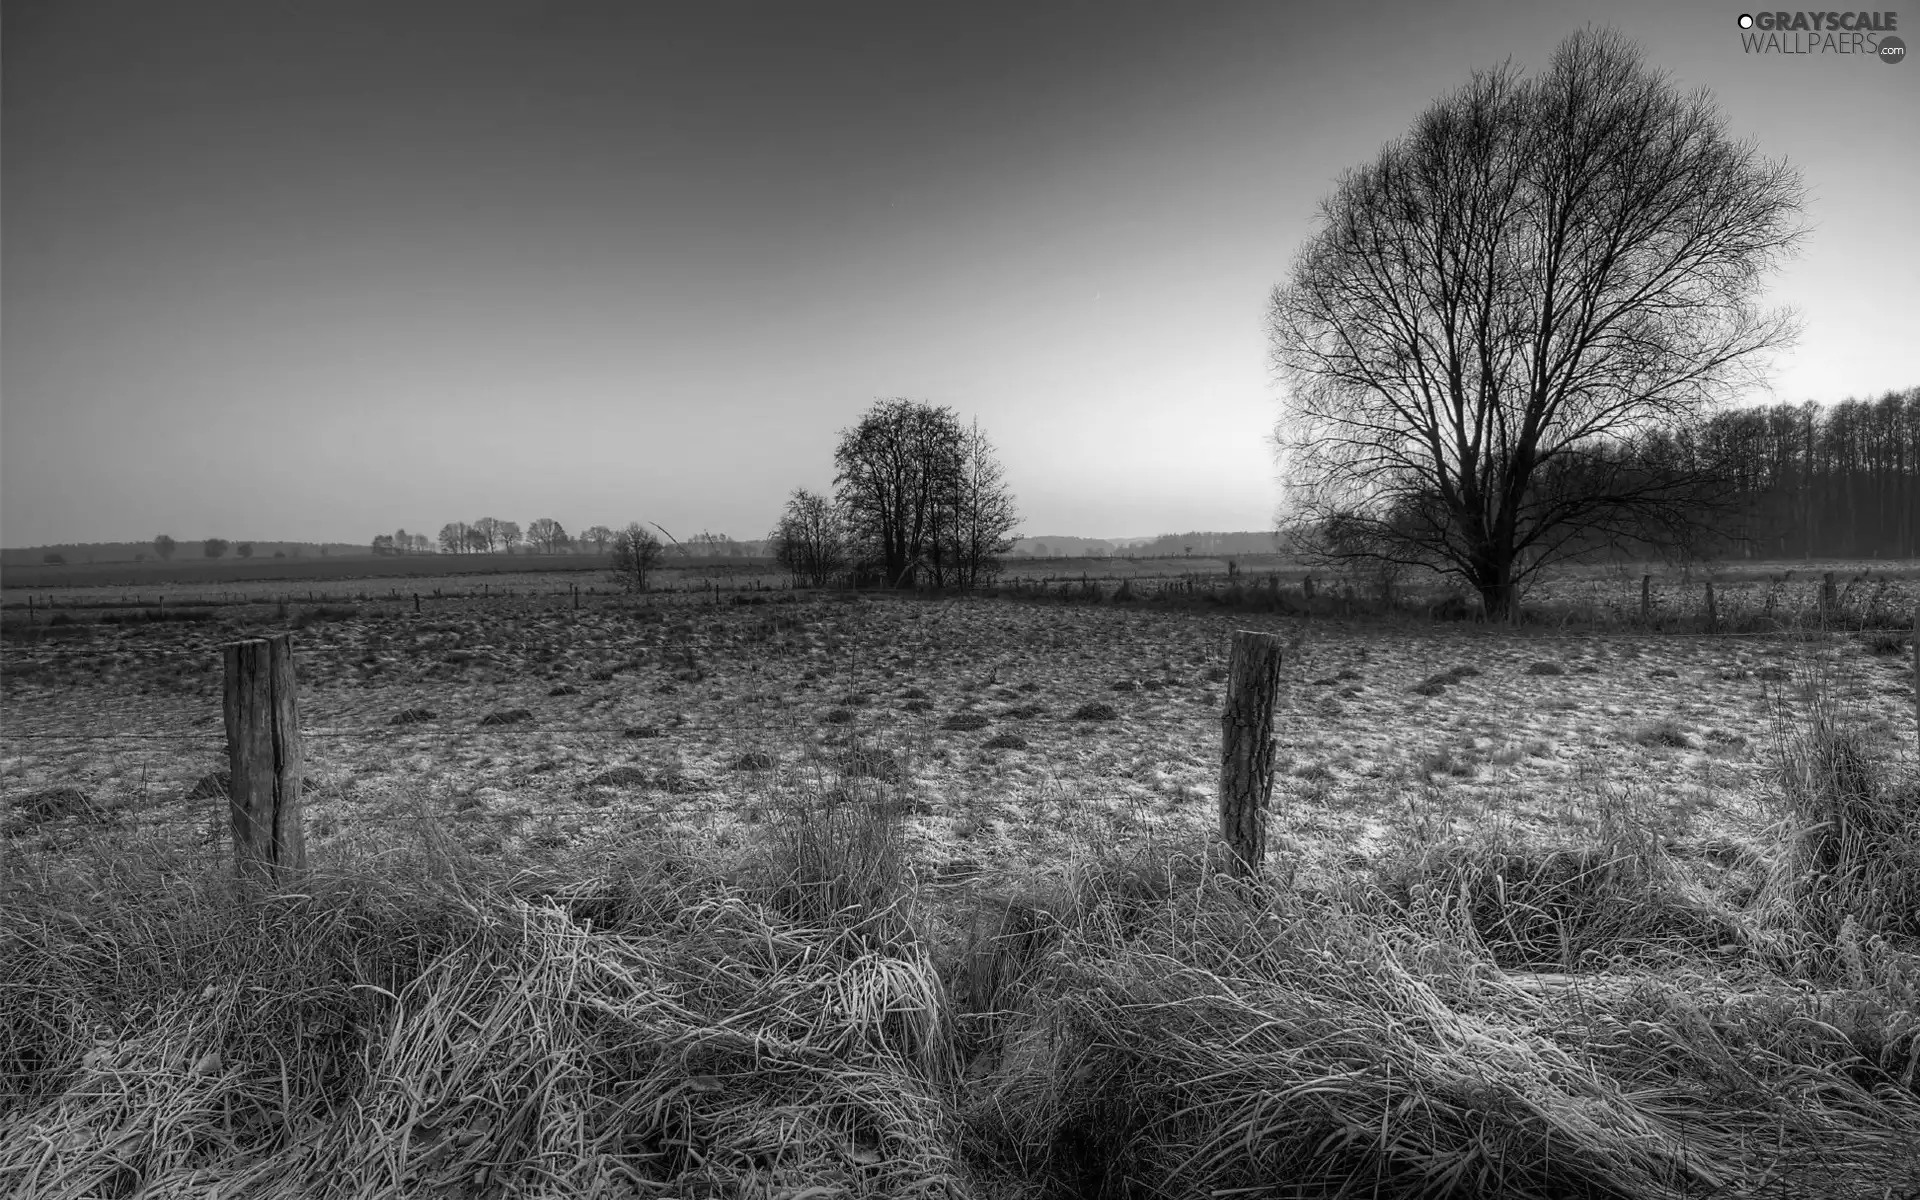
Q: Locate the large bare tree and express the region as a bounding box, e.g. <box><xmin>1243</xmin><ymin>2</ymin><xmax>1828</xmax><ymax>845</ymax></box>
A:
<box><xmin>834</xmin><ymin>399</ymin><xmax>966</xmax><ymax>587</ymax></box>
<box><xmin>1269</xmin><ymin>28</ymin><xmax>1805</xmax><ymax>618</ymax></box>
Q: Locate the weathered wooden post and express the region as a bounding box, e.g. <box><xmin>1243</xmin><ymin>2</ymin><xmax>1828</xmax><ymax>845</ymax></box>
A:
<box><xmin>1640</xmin><ymin>574</ymin><xmax>1652</xmax><ymax>624</ymax></box>
<box><xmin>1821</xmin><ymin>572</ymin><xmax>1837</xmax><ymax>621</ymax></box>
<box><xmin>1219</xmin><ymin>630</ymin><xmax>1285</xmax><ymax>880</ymax></box>
<box><xmin>223</xmin><ymin>634</ymin><xmax>306</xmax><ymax>883</ymax></box>
<box><xmin>26</xmin><ymin>596</ymin><xmax>33</xmax><ymax>626</ymax></box>
<box><xmin>1704</xmin><ymin>581</ymin><xmax>1718</xmax><ymax>634</ymax></box>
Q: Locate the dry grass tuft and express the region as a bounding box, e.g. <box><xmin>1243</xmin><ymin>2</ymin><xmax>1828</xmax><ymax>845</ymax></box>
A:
<box><xmin>963</xmin><ymin>842</ymin><xmax>1920</xmax><ymax>1199</ymax></box>
<box><xmin>1632</xmin><ymin>718</ymin><xmax>1695</xmax><ymax>749</ymax></box>
<box><xmin>1861</xmin><ymin>627</ymin><xmax>1913</xmax><ymax>656</ymax></box>
<box><xmin>1758</xmin><ymin>659</ymin><xmax>1920</xmax><ymax>949</ymax></box>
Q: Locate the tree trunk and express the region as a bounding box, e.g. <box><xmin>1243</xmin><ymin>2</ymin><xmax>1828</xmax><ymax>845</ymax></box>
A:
<box><xmin>1473</xmin><ymin>549</ymin><xmax>1516</xmax><ymax>622</ymax></box>
<box><xmin>1219</xmin><ymin>631</ymin><xmax>1285</xmax><ymax>879</ymax></box>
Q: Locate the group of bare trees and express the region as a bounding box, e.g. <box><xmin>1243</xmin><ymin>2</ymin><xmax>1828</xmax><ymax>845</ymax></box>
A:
<box><xmin>770</xmin><ymin>399</ymin><xmax>1019</xmax><ymax>590</ymax></box>
<box><xmin>1269</xmin><ymin>28</ymin><xmax>1809</xmax><ymax>618</ymax></box>
<box><xmin>372</xmin><ymin>528</ymin><xmax>432</xmax><ymax>556</ymax></box>
<box><xmin>424</xmin><ymin>519</ymin><xmax>616</xmax><ymax>556</ymax></box>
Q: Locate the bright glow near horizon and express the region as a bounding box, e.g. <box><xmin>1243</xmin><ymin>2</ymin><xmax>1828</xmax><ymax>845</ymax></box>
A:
<box><xmin>4</xmin><ymin>1</ymin><xmax>1915</xmax><ymax>548</ymax></box>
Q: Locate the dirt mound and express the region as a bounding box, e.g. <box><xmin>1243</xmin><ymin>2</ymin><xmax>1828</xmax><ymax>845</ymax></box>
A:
<box><xmin>587</xmin><ymin>766</ymin><xmax>651</xmax><ymax>788</ymax></box>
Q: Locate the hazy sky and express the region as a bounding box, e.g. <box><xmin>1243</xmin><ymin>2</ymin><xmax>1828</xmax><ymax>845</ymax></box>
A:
<box><xmin>4</xmin><ymin>0</ymin><xmax>1915</xmax><ymax>548</ymax></box>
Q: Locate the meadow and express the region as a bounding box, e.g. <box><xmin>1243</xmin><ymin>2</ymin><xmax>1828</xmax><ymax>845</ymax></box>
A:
<box><xmin>2</xmin><ymin>572</ymin><xmax>1918</xmax><ymax>1197</ymax></box>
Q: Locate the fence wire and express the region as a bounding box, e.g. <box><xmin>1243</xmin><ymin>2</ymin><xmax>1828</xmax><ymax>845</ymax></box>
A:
<box><xmin>2</xmin><ymin>703</ymin><xmax>953</xmax><ymax>852</ymax></box>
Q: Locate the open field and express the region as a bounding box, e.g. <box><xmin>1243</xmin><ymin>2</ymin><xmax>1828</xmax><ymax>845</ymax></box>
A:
<box><xmin>3</xmin><ymin>586</ymin><xmax>1917</xmax><ymax>871</ymax></box>
<box><xmin>4</xmin><ymin>584</ymin><xmax>1918</xmax><ymax>1196</ymax></box>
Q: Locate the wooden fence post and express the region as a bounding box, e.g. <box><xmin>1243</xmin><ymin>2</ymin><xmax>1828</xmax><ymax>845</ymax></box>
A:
<box><xmin>223</xmin><ymin>634</ymin><xmax>306</xmax><ymax>883</ymax></box>
<box><xmin>1704</xmin><ymin>581</ymin><xmax>1718</xmax><ymax>634</ymax></box>
<box><xmin>1821</xmin><ymin>572</ymin><xmax>1837</xmax><ymax>620</ymax></box>
<box><xmin>1219</xmin><ymin>630</ymin><xmax>1285</xmax><ymax>880</ymax></box>
<box><xmin>1640</xmin><ymin>575</ymin><xmax>1652</xmax><ymax>624</ymax></box>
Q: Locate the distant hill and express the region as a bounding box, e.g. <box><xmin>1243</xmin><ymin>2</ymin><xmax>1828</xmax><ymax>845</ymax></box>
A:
<box><xmin>2</xmin><ymin>540</ymin><xmax>372</xmax><ymax>567</ymax></box>
<box><xmin>1012</xmin><ymin>532</ymin><xmax>1280</xmax><ymax>558</ymax></box>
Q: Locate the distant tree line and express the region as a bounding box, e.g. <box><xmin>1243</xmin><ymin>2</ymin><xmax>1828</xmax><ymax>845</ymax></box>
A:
<box><xmin>1696</xmin><ymin>391</ymin><xmax>1918</xmax><ymax>560</ymax></box>
<box><xmin>1120</xmin><ymin>531</ymin><xmax>1283</xmax><ymax>559</ymax></box>
<box><xmin>390</xmin><ymin>520</ymin><xmax>768</xmax><ymax>559</ymax></box>
<box><xmin>769</xmin><ymin>399</ymin><xmax>1019</xmax><ymax>589</ymax></box>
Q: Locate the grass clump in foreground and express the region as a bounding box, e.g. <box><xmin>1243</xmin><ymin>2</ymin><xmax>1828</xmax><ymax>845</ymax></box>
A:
<box><xmin>1</xmin><ymin>802</ymin><xmax>963</xmax><ymax>1199</ymax></box>
<box><xmin>4</xmin><ymin>717</ymin><xmax>1919</xmax><ymax>1198</ymax></box>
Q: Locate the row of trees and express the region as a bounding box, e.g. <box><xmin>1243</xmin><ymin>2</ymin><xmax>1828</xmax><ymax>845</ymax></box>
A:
<box><xmin>425</xmin><ymin>519</ymin><xmax>619</xmax><ymax>556</ymax></box>
<box><xmin>769</xmin><ymin>399</ymin><xmax>1020</xmax><ymax>589</ymax></box>
<box><xmin>418</xmin><ymin>523</ymin><xmax>766</xmax><ymax>558</ymax></box>
<box><xmin>143</xmin><ymin>523</ymin><xmax>760</xmax><ymax>566</ymax></box>
<box><xmin>1699</xmin><ymin>391</ymin><xmax>1920</xmax><ymax>560</ymax></box>
<box><xmin>151</xmin><ymin>535</ymin><xmax>255</xmax><ymax>560</ymax></box>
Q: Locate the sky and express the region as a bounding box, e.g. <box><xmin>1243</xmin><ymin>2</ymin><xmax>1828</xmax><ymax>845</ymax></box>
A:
<box><xmin>3</xmin><ymin>0</ymin><xmax>1915</xmax><ymax>548</ymax></box>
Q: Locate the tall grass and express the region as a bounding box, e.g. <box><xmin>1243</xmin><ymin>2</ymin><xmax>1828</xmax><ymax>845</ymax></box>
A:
<box><xmin>5</xmin><ymin>702</ymin><xmax>1918</xmax><ymax>1197</ymax></box>
<box><xmin>1755</xmin><ymin>651</ymin><xmax>1920</xmax><ymax>960</ymax></box>
<box><xmin>1</xmin><ymin>799</ymin><xmax>964</xmax><ymax>1198</ymax></box>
